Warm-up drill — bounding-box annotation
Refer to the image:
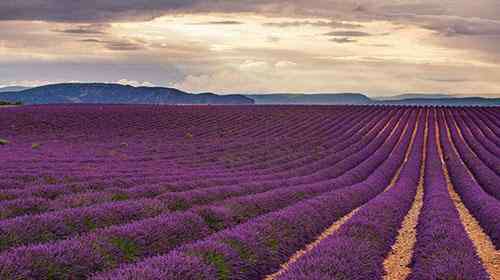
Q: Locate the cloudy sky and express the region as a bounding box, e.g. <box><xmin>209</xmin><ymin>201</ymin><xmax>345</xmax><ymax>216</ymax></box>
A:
<box><xmin>1</xmin><ymin>1</ymin><xmax>500</xmax><ymax>97</ymax></box>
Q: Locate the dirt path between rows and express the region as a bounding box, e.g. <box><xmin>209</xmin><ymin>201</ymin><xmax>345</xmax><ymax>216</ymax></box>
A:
<box><xmin>383</xmin><ymin>110</ymin><xmax>428</xmax><ymax>280</ymax></box>
<box><xmin>265</xmin><ymin>110</ymin><xmax>421</xmax><ymax>280</ymax></box>
<box><xmin>438</xmin><ymin>114</ymin><xmax>499</xmax><ymax>279</ymax></box>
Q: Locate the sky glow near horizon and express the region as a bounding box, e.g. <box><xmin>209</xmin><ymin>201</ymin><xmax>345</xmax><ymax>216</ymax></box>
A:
<box><xmin>1</xmin><ymin>1</ymin><xmax>500</xmax><ymax>97</ymax></box>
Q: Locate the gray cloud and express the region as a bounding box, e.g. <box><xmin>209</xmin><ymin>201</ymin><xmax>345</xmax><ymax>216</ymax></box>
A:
<box><xmin>325</xmin><ymin>31</ymin><xmax>372</xmax><ymax>37</ymax></box>
<box><xmin>330</xmin><ymin>37</ymin><xmax>357</xmax><ymax>43</ymax></box>
<box><xmin>190</xmin><ymin>20</ymin><xmax>244</xmax><ymax>25</ymax></box>
<box><xmin>0</xmin><ymin>1</ymin><xmax>499</xmax><ymax>24</ymax></box>
<box><xmin>380</xmin><ymin>3</ymin><xmax>447</xmax><ymax>16</ymax></box>
<box><xmin>54</xmin><ymin>28</ymin><xmax>104</xmax><ymax>34</ymax></box>
<box><xmin>79</xmin><ymin>38</ymin><xmax>145</xmax><ymax>51</ymax></box>
<box><xmin>0</xmin><ymin>60</ymin><xmax>184</xmax><ymax>86</ymax></box>
<box><xmin>105</xmin><ymin>41</ymin><xmax>144</xmax><ymax>51</ymax></box>
<box><xmin>53</xmin><ymin>24</ymin><xmax>109</xmax><ymax>35</ymax></box>
<box><xmin>264</xmin><ymin>20</ymin><xmax>363</xmax><ymax>29</ymax></box>
<box><xmin>424</xmin><ymin>77</ymin><xmax>470</xmax><ymax>83</ymax></box>
<box><xmin>0</xmin><ymin>1</ymin><xmax>199</xmax><ymax>22</ymax></box>
<box><xmin>267</xmin><ymin>36</ymin><xmax>281</xmax><ymax>43</ymax></box>
<box><xmin>421</xmin><ymin>16</ymin><xmax>500</xmax><ymax>36</ymax></box>
<box><xmin>80</xmin><ymin>38</ymin><xmax>102</xmax><ymax>43</ymax></box>
<box><xmin>1</xmin><ymin>1</ymin><xmax>500</xmax><ymax>96</ymax></box>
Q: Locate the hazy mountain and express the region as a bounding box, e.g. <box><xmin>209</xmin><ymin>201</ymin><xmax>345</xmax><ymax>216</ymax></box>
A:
<box><xmin>375</xmin><ymin>93</ymin><xmax>455</xmax><ymax>101</ymax></box>
<box><xmin>1</xmin><ymin>83</ymin><xmax>498</xmax><ymax>106</ymax></box>
<box><xmin>375</xmin><ymin>97</ymin><xmax>500</xmax><ymax>106</ymax></box>
<box><xmin>0</xmin><ymin>86</ymin><xmax>31</xmax><ymax>93</ymax></box>
<box><xmin>0</xmin><ymin>83</ymin><xmax>254</xmax><ymax>105</ymax></box>
<box><xmin>246</xmin><ymin>93</ymin><xmax>371</xmax><ymax>105</ymax></box>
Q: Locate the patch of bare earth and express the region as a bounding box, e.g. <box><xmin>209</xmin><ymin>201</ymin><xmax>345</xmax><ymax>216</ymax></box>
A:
<box><xmin>437</xmin><ymin>114</ymin><xmax>500</xmax><ymax>279</ymax></box>
<box><xmin>265</xmin><ymin>110</ymin><xmax>421</xmax><ymax>280</ymax></box>
<box><xmin>383</xmin><ymin>110</ymin><xmax>428</xmax><ymax>280</ymax></box>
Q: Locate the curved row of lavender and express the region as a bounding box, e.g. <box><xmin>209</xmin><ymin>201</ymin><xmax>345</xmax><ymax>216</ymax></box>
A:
<box><xmin>0</xmin><ymin>105</ymin><xmax>498</xmax><ymax>279</ymax></box>
<box><xmin>275</xmin><ymin>108</ymin><xmax>426</xmax><ymax>280</ymax></box>
<box><xmin>0</xmin><ymin>108</ymin><xmax>399</xmax><ymax>220</ymax></box>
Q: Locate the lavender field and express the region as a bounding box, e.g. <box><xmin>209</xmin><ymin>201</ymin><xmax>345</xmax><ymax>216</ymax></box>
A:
<box><xmin>0</xmin><ymin>105</ymin><xmax>498</xmax><ymax>280</ymax></box>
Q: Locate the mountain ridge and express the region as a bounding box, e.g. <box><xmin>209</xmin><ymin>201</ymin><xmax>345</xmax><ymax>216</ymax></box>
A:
<box><xmin>0</xmin><ymin>86</ymin><xmax>31</xmax><ymax>93</ymax></box>
<box><xmin>1</xmin><ymin>83</ymin><xmax>499</xmax><ymax>106</ymax></box>
<box><xmin>0</xmin><ymin>83</ymin><xmax>254</xmax><ymax>105</ymax></box>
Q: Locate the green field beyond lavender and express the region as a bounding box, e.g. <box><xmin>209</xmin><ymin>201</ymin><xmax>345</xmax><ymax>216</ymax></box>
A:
<box><xmin>0</xmin><ymin>105</ymin><xmax>498</xmax><ymax>279</ymax></box>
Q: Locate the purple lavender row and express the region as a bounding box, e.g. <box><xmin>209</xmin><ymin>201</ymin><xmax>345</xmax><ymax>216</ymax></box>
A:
<box><xmin>407</xmin><ymin>112</ymin><xmax>488</xmax><ymax>279</ymax></box>
<box><xmin>0</xmin><ymin>211</ymin><xmax>210</xmax><ymax>279</ymax></box>
<box><xmin>0</xmin><ymin>107</ymin><xmax>386</xmax><ymax>199</ymax></box>
<box><xmin>469</xmin><ymin>110</ymin><xmax>500</xmax><ymax>146</ymax></box>
<box><xmin>0</xmin><ymin>182</ymin><xmax>167</xmax><ymax>220</ymax></box>
<box><xmin>0</xmin><ymin>108</ymin><xmax>320</xmax><ymax>183</ymax></box>
<box><xmin>0</xmin><ymin>105</ymin><xmax>358</xmax><ymax>173</ymax></box>
<box><xmin>447</xmin><ymin>109</ymin><xmax>500</xmax><ymax>173</ymax></box>
<box><xmin>81</xmin><ymin>107</ymin><xmax>386</xmax><ymax>184</ymax></box>
<box><xmin>0</xmin><ymin>177</ymin><xmax>372</xmax><ymax>279</ymax></box>
<box><xmin>92</xmin><ymin>185</ymin><xmax>402</xmax><ymax>280</ymax></box>
<box><xmin>274</xmin><ymin>109</ymin><xmax>425</xmax><ymax>280</ymax></box>
<box><xmin>463</xmin><ymin>112</ymin><xmax>500</xmax><ymax>155</ymax></box>
<box><xmin>0</xmin><ymin>107</ymin><xmax>390</xmax><ymax>188</ymax></box>
<box><xmin>190</xmin><ymin>114</ymin><xmax>412</xmax><ymax>231</ymax></box>
<box><xmin>2</xmin><ymin>107</ymin><xmax>382</xmax><ymax>184</ymax></box>
<box><xmin>474</xmin><ymin>107</ymin><xmax>500</xmax><ymax>137</ymax></box>
<box><xmin>0</xmin><ymin>110</ymin><xmax>404</xmax><ymax>220</ymax></box>
<box><xmin>0</xmin><ymin>106</ymin><xmax>368</xmax><ymax>163</ymax></box>
<box><xmin>438</xmin><ymin>113</ymin><xmax>500</xmax><ymax>249</ymax></box>
<box><xmin>0</xmin><ymin>117</ymin><xmax>411</xmax><ymax>255</ymax></box>
<box><xmin>119</xmin><ymin>106</ymin><xmax>386</xmax><ymax>183</ymax></box>
<box><xmin>158</xmin><ymin>106</ymin><xmax>392</xmax><ymax>184</ymax></box>
<box><xmin>89</xmin><ymin>110</ymin><xmax>419</xmax><ymax>280</ymax></box>
<box><xmin>459</xmin><ymin>109</ymin><xmax>500</xmax><ymax>155</ymax></box>
<box><xmin>0</xmin><ymin>110</ymin><xmax>416</xmax><ymax>279</ymax></box>
<box><xmin>0</xmin><ymin>107</ymin><xmax>382</xmax><ymax>192</ymax></box>
<box><xmin>443</xmin><ymin>111</ymin><xmax>500</xmax><ymax>200</ymax></box>
<box><xmin>0</xmin><ymin>198</ymin><xmax>172</xmax><ymax>251</ymax></box>
<box><xmin>0</xmin><ymin>177</ymin><xmax>138</xmax><ymax>201</ymax></box>
<box><xmin>0</xmin><ymin>111</ymin><xmax>412</xmax><ymax>254</ymax></box>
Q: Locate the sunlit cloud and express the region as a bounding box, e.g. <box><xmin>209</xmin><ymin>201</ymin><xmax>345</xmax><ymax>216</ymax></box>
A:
<box><xmin>0</xmin><ymin>1</ymin><xmax>499</xmax><ymax>96</ymax></box>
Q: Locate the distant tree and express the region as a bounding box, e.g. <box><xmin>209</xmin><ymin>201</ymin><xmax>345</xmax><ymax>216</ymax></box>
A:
<box><xmin>0</xmin><ymin>100</ymin><xmax>22</xmax><ymax>106</ymax></box>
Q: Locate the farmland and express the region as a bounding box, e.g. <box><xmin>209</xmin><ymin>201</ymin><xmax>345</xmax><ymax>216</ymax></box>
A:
<box><xmin>0</xmin><ymin>105</ymin><xmax>498</xmax><ymax>279</ymax></box>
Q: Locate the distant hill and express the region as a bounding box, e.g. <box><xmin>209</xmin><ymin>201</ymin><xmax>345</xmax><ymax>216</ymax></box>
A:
<box><xmin>1</xmin><ymin>84</ymin><xmax>498</xmax><ymax>106</ymax></box>
<box><xmin>0</xmin><ymin>83</ymin><xmax>254</xmax><ymax>105</ymax></box>
<box><xmin>0</xmin><ymin>86</ymin><xmax>31</xmax><ymax>93</ymax></box>
<box><xmin>375</xmin><ymin>93</ymin><xmax>455</xmax><ymax>101</ymax></box>
<box><xmin>375</xmin><ymin>97</ymin><xmax>500</xmax><ymax>106</ymax></box>
<box><xmin>246</xmin><ymin>93</ymin><xmax>371</xmax><ymax>105</ymax></box>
